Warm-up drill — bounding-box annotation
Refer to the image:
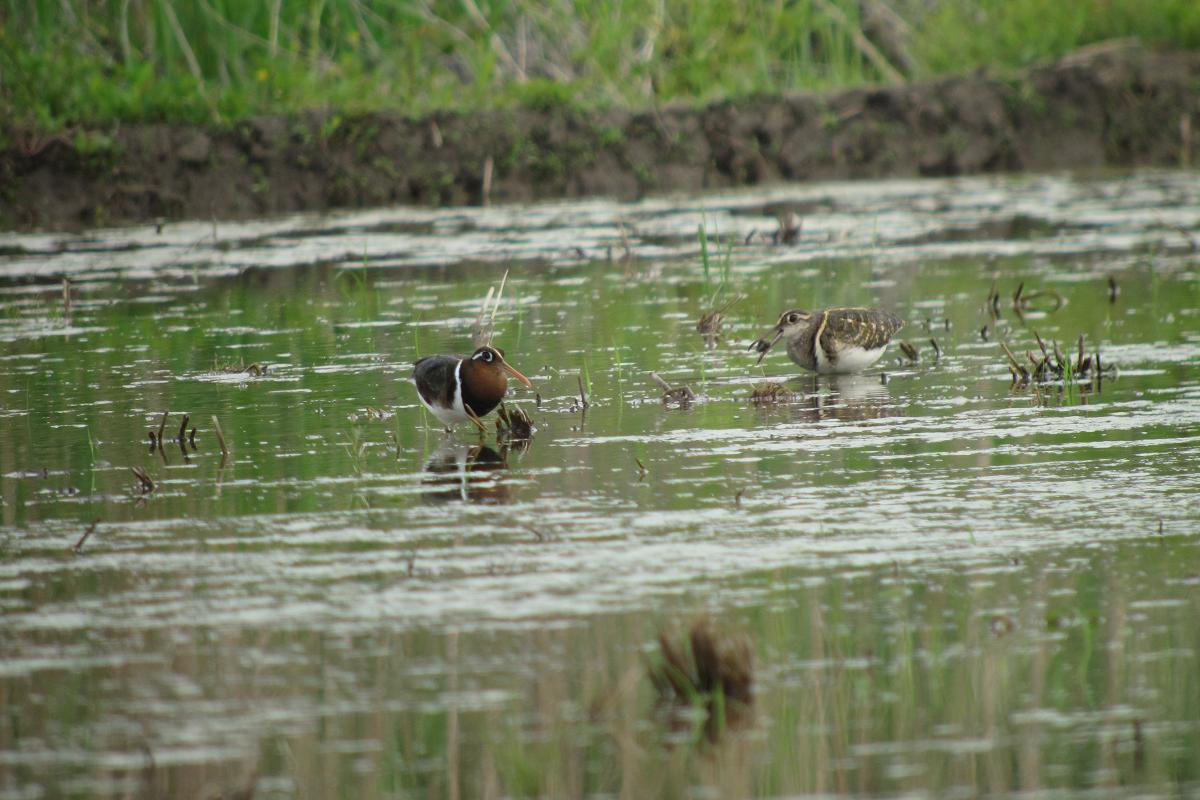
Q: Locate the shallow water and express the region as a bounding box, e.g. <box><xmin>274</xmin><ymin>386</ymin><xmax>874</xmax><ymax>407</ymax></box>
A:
<box><xmin>1</xmin><ymin>171</ymin><xmax>1199</xmax><ymax>798</ymax></box>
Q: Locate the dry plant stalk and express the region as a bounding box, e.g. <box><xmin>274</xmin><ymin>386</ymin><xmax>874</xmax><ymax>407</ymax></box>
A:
<box><xmin>130</xmin><ymin>466</ymin><xmax>155</xmax><ymax>493</ymax></box>
<box><xmin>576</xmin><ymin>372</ymin><xmax>590</xmax><ymax>410</ymax></box>
<box><xmin>495</xmin><ymin>402</ymin><xmax>535</xmax><ymax>440</ymax></box>
<box><xmin>986</xmin><ymin>279</ymin><xmax>1000</xmax><ymax>315</ymax></box>
<box><xmin>1000</xmin><ymin>332</ymin><xmax>1113</xmax><ymax>389</ymax></box>
<box><xmin>650</xmin><ymin>372</ymin><xmax>696</xmax><ymax>403</ymax></box>
<box><xmin>811</xmin><ymin>0</ymin><xmax>905</xmax><ymax>84</ymax></box>
<box><xmin>1011</xmin><ymin>280</ymin><xmax>1064</xmax><ymax>316</ymax></box>
<box><xmin>211</xmin><ymin>415</ymin><xmax>229</xmax><ymax>457</ymax></box>
<box><xmin>472</xmin><ymin>270</ymin><xmax>509</xmax><ymax>348</ymax></box>
<box><xmin>72</xmin><ymin>519</ymin><xmax>99</xmax><ymax>553</ymax></box>
<box><xmin>773</xmin><ymin>211</ymin><xmax>801</xmax><ymax>245</ymax></box>
<box><xmin>696</xmin><ymin>294</ymin><xmax>742</xmax><ymax>334</ymax></box>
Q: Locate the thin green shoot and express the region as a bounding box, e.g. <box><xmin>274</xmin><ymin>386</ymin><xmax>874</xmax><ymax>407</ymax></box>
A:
<box><xmin>698</xmin><ymin>218</ymin><xmax>735</xmax><ymax>306</ymax></box>
<box><xmin>86</xmin><ymin>425</ymin><xmax>96</xmax><ymax>493</ymax></box>
<box><xmin>581</xmin><ymin>356</ymin><xmax>593</xmax><ymax>398</ymax></box>
<box><xmin>720</xmin><ymin>235</ymin><xmax>734</xmax><ymax>290</ymax></box>
<box><xmin>710</xmin><ymin>685</ymin><xmax>728</xmax><ymax>740</ymax></box>
<box><xmin>611</xmin><ymin>342</ymin><xmax>624</xmax><ymax>406</ymax></box>
<box><xmin>1060</xmin><ymin>351</ymin><xmax>1077</xmax><ymax>404</ymax></box>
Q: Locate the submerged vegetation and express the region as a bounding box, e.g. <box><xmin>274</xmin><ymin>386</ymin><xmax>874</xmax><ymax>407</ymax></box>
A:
<box><xmin>2</xmin><ymin>0</ymin><xmax>1200</xmax><ymax>133</ymax></box>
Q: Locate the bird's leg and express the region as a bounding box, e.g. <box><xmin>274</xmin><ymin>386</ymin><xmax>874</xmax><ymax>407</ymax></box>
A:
<box><xmin>463</xmin><ymin>405</ymin><xmax>488</xmax><ymax>435</ymax></box>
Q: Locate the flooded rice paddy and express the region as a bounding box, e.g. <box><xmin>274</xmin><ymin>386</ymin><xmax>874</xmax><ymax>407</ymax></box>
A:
<box><xmin>1</xmin><ymin>171</ymin><xmax>1199</xmax><ymax>798</ymax></box>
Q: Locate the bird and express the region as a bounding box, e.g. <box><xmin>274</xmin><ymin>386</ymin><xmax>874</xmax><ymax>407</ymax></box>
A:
<box><xmin>749</xmin><ymin>307</ymin><xmax>905</xmax><ymax>373</ymax></box>
<box><xmin>413</xmin><ymin>345</ymin><xmax>532</xmax><ymax>431</ymax></box>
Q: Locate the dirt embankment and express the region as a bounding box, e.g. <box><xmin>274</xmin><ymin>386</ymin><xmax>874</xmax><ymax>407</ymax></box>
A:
<box><xmin>3</xmin><ymin>44</ymin><xmax>1199</xmax><ymax>231</ymax></box>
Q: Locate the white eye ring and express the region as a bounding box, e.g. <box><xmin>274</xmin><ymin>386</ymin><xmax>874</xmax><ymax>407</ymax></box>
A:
<box><xmin>481</xmin><ymin>350</ymin><xmax>493</xmax><ymax>362</ymax></box>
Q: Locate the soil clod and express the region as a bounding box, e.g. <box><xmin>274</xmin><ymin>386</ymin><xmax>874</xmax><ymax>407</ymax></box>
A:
<box><xmin>749</xmin><ymin>381</ymin><xmax>794</xmax><ymax>404</ymax></box>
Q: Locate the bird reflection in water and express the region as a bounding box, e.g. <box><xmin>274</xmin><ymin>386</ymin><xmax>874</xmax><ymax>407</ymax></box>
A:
<box><xmin>420</xmin><ymin>440</ymin><xmax>528</xmax><ymax>505</ymax></box>
<box><xmin>756</xmin><ymin>373</ymin><xmax>899</xmax><ymax>424</ymax></box>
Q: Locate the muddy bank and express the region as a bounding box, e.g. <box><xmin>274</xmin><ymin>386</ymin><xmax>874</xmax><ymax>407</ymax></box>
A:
<box><xmin>3</xmin><ymin>43</ymin><xmax>1199</xmax><ymax>231</ymax></box>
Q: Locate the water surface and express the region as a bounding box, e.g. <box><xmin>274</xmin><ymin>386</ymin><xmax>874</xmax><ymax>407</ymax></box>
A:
<box><xmin>1</xmin><ymin>171</ymin><xmax>1199</xmax><ymax>798</ymax></box>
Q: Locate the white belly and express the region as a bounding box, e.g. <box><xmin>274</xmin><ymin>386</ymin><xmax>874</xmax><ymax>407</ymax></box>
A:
<box><xmin>417</xmin><ymin>392</ymin><xmax>471</xmax><ymax>426</ymax></box>
<box><xmin>816</xmin><ymin>344</ymin><xmax>887</xmax><ymax>374</ymax></box>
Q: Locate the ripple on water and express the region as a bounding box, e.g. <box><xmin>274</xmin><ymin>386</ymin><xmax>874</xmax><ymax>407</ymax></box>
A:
<box><xmin>1</xmin><ymin>171</ymin><xmax>1199</xmax><ymax>798</ymax></box>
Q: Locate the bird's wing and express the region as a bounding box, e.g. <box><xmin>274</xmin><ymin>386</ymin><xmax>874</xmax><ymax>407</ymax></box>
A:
<box><xmin>821</xmin><ymin>308</ymin><xmax>905</xmax><ymax>352</ymax></box>
<box><xmin>412</xmin><ymin>356</ymin><xmax>459</xmax><ymax>407</ymax></box>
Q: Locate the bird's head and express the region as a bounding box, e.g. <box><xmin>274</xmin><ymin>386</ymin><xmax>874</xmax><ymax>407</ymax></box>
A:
<box><xmin>748</xmin><ymin>309</ymin><xmax>812</xmax><ymax>365</ymax></box>
<box><xmin>469</xmin><ymin>346</ymin><xmax>532</xmax><ymax>388</ymax></box>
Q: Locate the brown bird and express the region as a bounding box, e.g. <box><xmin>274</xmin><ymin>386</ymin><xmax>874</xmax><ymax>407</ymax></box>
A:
<box><xmin>413</xmin><ymin>345</ymin><xmax>532</xmax><ymax>431</ymax></box>
<box><xmin>749</xmin><ymin>307</ymin><xmax>905</xmax><ymax>373</ymax></box>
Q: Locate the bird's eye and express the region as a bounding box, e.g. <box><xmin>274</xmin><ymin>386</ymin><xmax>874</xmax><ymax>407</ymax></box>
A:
<box><xmin>482</xmin><ymin>350</ymin><xmax>493</xmax><ymax>362</ymax></box>
<box><xmin>787</xmin><ymin>313</ymin><xmax>800</xmax><ymax>324</ymax></box>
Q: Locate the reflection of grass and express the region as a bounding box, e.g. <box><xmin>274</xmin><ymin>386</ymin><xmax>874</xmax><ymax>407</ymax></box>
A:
<box><xmin>647</xmin><ymin>620</ymin><xmax>754</xmax><ymax>743</ymax></box>
<box><xmin>512</xmin><ymin>302</ymin><xmax>525</xmax><ymax>353</ymax></box>
<box><xmin>274</xmin><ymin>545</ymin><xmax>1199</xmax><ymax>798</ymax></box>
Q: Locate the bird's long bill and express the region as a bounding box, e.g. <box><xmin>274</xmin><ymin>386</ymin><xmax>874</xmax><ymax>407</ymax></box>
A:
<box><xmin>500</xmin><ymin>359</ymin><xmax>533</xmax><ymax>388</ymax></box>
<box><xmin>748</xmin><ymin>326</ymin><xmax>785</xmax><ymax>366</ymax></box>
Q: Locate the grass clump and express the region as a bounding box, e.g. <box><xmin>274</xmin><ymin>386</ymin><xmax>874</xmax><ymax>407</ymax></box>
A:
<box><xmin>696</xmin><ymin>219</ymin><xmax>740</xmax><ymax>336</ymax></box>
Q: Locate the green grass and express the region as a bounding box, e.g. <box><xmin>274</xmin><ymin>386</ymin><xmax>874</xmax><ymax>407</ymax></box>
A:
<box><xmin>4</xmin><ymin>0</ymin><xmax>1199</xmax><ymax>135</ymax></box>
<box><xmin>916</xmin><ymin>0</ymin><xmax>1200</xmax><ymax>74</ymax></box>
<box><xmin>697</xmin><ymin>219</ymin><xmax>733</xmax><ymax>303</ymax></box>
